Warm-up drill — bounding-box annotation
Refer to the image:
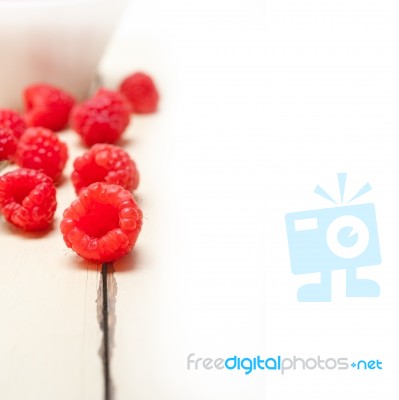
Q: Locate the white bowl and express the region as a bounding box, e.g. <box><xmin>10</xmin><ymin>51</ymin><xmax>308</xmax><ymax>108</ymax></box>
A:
<box><xmin>0</xmin><ymin>0</ymin><xmax>127</xmax><ymax>109</ymax></box>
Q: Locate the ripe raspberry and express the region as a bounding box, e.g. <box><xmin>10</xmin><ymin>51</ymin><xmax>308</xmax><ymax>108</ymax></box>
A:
<box><xmin>72</xmin><ymin>144</ymin><xmax>139</xmax><ymax>194</ymax></box>
<box><xmin>71</xmin><ymin>89</ymin><xmax>131</xmax><ymax>146</ymax></box>
<box><xmin>0</xmin><ymin>127</ymin><xmax>17</xmax><ymax>161</ymax></box>
<box><xmin>0</xmin><ymin>168</ymin><xmax>57</xmax><ymax>231</ymax></box>
<box><xmin>0</xmin><ymin>109</ymin><xmax>26</xmax><ymax>139</ymax></box>
<box><xmin>119</xmin><ymin>72</ymin><xmax>159</xmax><ymax>114</ymax></box>
<box><xmin>60</xmin><ymin>182</ymin><xmax>143</xmax><ymax>262</ymax></box>
<box><xmin>24</xmin><ymin>83</ymin><xmax>76</xmax><ymax>132</ymax></box>
<box><xmin>15</xmin><ymin>127</ymin><xmax>68</xmax><ymax>182</ymax></box>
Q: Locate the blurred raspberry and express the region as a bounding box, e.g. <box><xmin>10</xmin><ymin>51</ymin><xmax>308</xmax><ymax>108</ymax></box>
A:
<box><xmin>24</xmin><ymin>83</ymin><xmax>76</xmax><ymax>131</ymax></box>
<box><xmin>0</xmin><ymin>109</ymin><xmax>26</xmax><ymax>139</ymax></box>
<box><xmin>0</xmin><ymin>127</ymin><xmax>18</xmax><ymax>161</ymax></box>
<box><xmin>71</xmin><ymin>89</ymin><xmax>131</xmax><ymax>146</ymax></box>
<box><xmin>119</xmin><ymin>72</ymin><xmax>159</xmax><ymax>114</ymax></box>
<box><xmin>60</xmin><ymin>182</ymin><xmax>142</xmax><ymax>262</ymax></box>
<box><xmin>15</xmin><ymin>127</ymin><xmax>68</xmax><ymax>182</ymax></box>
<box><xmin>72</xmin><ymin>144</ymin><xmax>139</xmax><ymax>194</ymax></box>
<box><xmin>0</xmin><ymin>168</ymin><xmax>57</xmax><ymax>231</ymax></box>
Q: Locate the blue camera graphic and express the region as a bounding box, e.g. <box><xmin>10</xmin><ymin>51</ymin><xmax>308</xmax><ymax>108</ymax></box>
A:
<box><xmin>285</xmin><ymin>174</ymin><xmax>381</xmax><ymax>302</ymax></box>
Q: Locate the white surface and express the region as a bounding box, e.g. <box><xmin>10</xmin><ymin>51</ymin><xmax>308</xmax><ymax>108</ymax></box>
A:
<box><xmin>0</xmin><ymin>0</ymin><xmax>126</xmax><ymax>109</ymax></box>
<box><xmin>1</xmin><ymin>0</ymin><xmax>399</xmax><ymax>399</ymax></box>
<box><xmin>0</xmin><ymin>136</ymin><xmax>103</xmax><ymax>399</ymax></box>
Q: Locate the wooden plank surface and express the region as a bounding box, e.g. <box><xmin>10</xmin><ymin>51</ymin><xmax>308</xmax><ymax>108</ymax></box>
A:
<box><xmin>3</xmin><ymin>1</ymin><xmax>399</xmax><ymax>399</ymax></box>
<box><xmin>0</xmin><ymin>2</ymin><xmax>270</xmax><ymax>398</ymax></box>
<box><xmin>104</xmin><ymin>3</ymin><xmax>269</xmax><ymax>398</ymax></box>
<box><xmin>0</xmin><ymin>136</ymin><xmax>103</xmax><ymax>399</ymax></box>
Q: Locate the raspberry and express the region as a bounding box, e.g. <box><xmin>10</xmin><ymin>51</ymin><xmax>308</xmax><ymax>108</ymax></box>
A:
<box><xmin>119</xmin><ymin>72</ymin><xmax>159</xmax><ymax>114</ymax></box>
<box><xmin>15</xmin><ymin>127</ymin><xmax>68</xmax><ymax>182</ymax></box>
<box><xmin>71</xmin><ymin>89</ymin><xmax>131</xmax><ymax>146</ymax></box>
<box><xmin>0</xmin><ymin>109</ymin><xmax>26</xmax><ymax>139</ymax></box>
<box><xmin>0</xmin><ymin>127</ymin><xmax>17</xmax><ymax>161</ymax></box>
<box><xmin>24</xmin><ymin>83</ymin><xmax>76</xmax><ymax>132</ymax></box>
<box><xmin>72</xmin><ymin>144</ymin><xmax>139</xmax><ymax>194</ymax></box>
<box><xmin>60</xmin><ymin>182</ymin><xmax>142</xmax><ymax>262</ymax></box>
<box><xmin>0</xmin><ymin>168</ymin><xmax>57</xmax><ymax>231</ymax></box>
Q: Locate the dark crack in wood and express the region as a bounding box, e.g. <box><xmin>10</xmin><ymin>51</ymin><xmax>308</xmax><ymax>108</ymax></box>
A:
<box><xmin>97</xmin><ymin>263</ymin><xmax>118</xmax><ymax>400</ymax></box>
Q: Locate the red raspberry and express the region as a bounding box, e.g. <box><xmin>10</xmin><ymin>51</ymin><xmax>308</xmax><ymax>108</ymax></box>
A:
<box><xmin>72</xmin><ymin>144</ymin><xmax>139</xmax><ymax>194</ymax></box>
<box><xmin>0</xmin><ymin>109</ymin><xmax>26</xmax><ymax>139</ymax></box>
<box><xmin>24</xmin><ymin>83</ymin><xmax>76</xmax><ymax>132</ymax></box>
<box><xmin>15</xmin><ymin>127</ymin><xmax>68</xmax><ymax>182</ymax></box>
<box><xmin>0</xmin><ymin>168</ymin><xmax>57</xmax><ymax>231</ymax></box>
<box><xmin>0</xmin><ymin>127</ymin><xmax>17</xmax><ymax>161</ymax></box>
<box><xmin>71</xmin><ymin>89</ymin><xmax>131</xmax><ymax>146</ymax></box>
<box><xmin>119</xmin><ymin>72</ymin><xmax>159</xmax><ymax>114</ymax></box>
<box><xmin>60</xmin><ymin>182</ymin><xmax>143</xmax><ymax>262</ymax></box>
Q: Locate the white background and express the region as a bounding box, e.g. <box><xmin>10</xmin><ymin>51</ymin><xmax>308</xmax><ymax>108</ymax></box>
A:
<box><xmin>1</xmin><ymin>0</ymin><xmax>399</xmax><ymax>399</ymax></box>
<box><xmin>112</xmin><ymin>0</ymin><xmax>399</xmax><ymax>398</ymax></box>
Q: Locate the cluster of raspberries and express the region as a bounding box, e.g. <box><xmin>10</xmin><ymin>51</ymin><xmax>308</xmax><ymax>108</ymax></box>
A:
<box><xmin>0</xmin><ymin>72</ymin><xmax>159</xmax><ymax>262</ymax></box>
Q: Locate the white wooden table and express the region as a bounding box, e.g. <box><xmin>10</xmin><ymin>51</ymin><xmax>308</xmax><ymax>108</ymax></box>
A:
<box><xmin>1</xmin><ymin>1</ymin><xmax>398</xmax><ymax>399</ymax></box>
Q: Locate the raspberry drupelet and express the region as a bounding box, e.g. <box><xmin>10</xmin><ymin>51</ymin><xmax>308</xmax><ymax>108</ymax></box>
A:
<box><xmin>0</xmin><ymin>168</ymin><xmax>57</xmax><ymax>231</ymax></box>
<box><xmin>71</xmin><ymin>89</ymin><xmax>131</xmax><ymax>146</ymax></box>
<box><xmin>15</xmin><ymin>127</ymin><xmax>68</xmax><ymax>182</ymax></box>
<box><xmin>60</xmin><ymin>182</ymin><xmax>143</xmax><ymax>262</ymax></box>
<box><xmin>24</xmin><ymin>83</ymin><xmax>76</xmax><ymax>132</ymax></box>
<box><xmin>72</xmin><ymin>144</ymin><xmax>139</xmax><ymax>194</ymax></box>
